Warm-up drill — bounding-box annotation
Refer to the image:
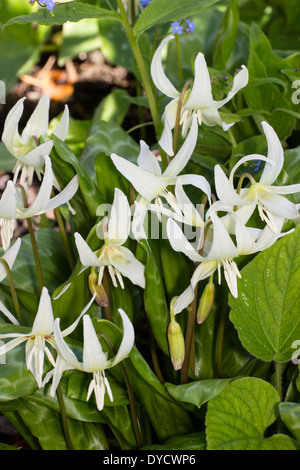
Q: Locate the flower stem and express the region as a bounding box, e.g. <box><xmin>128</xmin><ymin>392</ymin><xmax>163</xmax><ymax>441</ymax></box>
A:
<box><xmin>54</xmin><ymin>207</ymin><xmax>75</xmax><ymax>271</ymax></box>
<box><xmin>180</xmin><ymin>284</ymin><xmax>198</xmax><ymax>384</ymax></box>
<box><xmin>16</xmin><ymin>184</ymin><xmax>44</xmax><ymax>294</ymax></box>
<box><xmin>103</xmin><ymin>270</ymin><xmax>112</xmax><ymax>322</ymax></box>
<box><xmin>0</xmin><ymin>258</ymin><xmax>22</xmax><ymax>325</ymax></box>
<box><xmin>56</xmin><ymin>383</ymin><xmax>74</xmax><ymax>450</ymax></box>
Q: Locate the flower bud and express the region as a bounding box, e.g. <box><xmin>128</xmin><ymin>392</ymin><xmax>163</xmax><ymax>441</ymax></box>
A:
<box><xmin>197</xmin><ymin>282</ymin><xmax>215</xmax><ymax>324</ymax></box>
<box><xmin>88</xmin><ymin>268</ymin><xmax>109</xmax><ymax>307</ymax></box>
<box><xmin>168</xmin><ymin>320</ymin><xmax>185</xmax><ymax>370</ymax></box>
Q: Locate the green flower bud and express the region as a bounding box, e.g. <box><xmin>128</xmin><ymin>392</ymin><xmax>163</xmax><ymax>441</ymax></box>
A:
<box><xmin>168</xmin><ymin>297</ymin><xmax>185</xmax><ymax>370</ymax></box>
<box><xmin>88</xmin><ymin>268</ymin><xmax>109</xmax><ymax>307</ymax></box>
<box><xmin>197</xmin><ymin>282</ymin><xmax>215</xmax><ymax>324</ymax></box>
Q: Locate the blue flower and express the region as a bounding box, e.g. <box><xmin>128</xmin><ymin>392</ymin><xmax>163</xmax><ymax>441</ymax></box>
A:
<box><xmin>171</xmin><ymin>21</ymin><xmax>184</xmax><ymax>35</ymax></box>
<box><xmin>44</xmin><ymin>0</ymin><xmax>56</xmax><ymax>12</ymax></box>
<box><xmin>185</xmin><ymin>19</ymin><xmax>195</xmax><ymax>33</ymax></box>
<box><xmin>140</xmin><ymin>0</ymin><xmax>150</xmax><ymax>6</ymax></box>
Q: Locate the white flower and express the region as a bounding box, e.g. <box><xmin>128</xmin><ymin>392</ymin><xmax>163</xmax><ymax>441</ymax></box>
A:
<box><xmin>74</xmin><ymin>188</ymin><xmax>145</xmax><ymax>289</ymax></box>
<box><xmin>214</xmin><ymin>121</ymin><xmax>300</xmax><ymax>232</ymax></box>
<box><xmin>0</xmin><ymin>287</ymin><xmax>94</xmax><ymax>387</ymax></box>
<box><xmin>167</xmin><ymin>208</ymin><xmax>291</xmax><ymax>314</ymax></box>
<box><xmin>0</xmin><ymin>238</ymin><xmax>22</xmax><ymax>325</ymax></box>
<box><xmin>0</xmin><ymin>155</ymin><xmax>78</xmax><ymax>251</ymax></box>
<box><xmin>111</xmin><ymin>115</ymin><xmax>210</xmax><ymax>239</ymax></box>
<box><xmin>151</xmin><ymin>35</ymin><xmax>248</xmax><ymax>152</ymax></box>
<box><xmin>53</xmin><ymin>308</ymin><xmax>135</xmax><ymax>411</ymax></box>
<box><xmin>2</xmin><ymin>95</ymin><xmax>69</xmax><ymax>185</ymax></box>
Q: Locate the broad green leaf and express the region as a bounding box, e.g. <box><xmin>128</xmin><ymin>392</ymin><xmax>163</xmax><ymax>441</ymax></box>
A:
<box><xmin>133</xmin><ymin>0</ymin><xmax>222</xmax><ymax>36</ymax></box>
<box><xmin>3</xmin><ymin>3</ymin><xmax>121</xmax><ymax>28</ymax></box>
<box><xmin>165</xmin><ymin>378</ymin><xmax>232</xmax><ymax>408</ymax></box>
<box><xmin>229</xmin><ymin>227</ymin><xmax>300</xmax><ymax>363</ymax></box>
<box><xmin>136</xmin><ymin>239</ymin><xmax>169</xmax><ymax>356</ymax></box>
<box><xmin>212</xmin><ymin>0</ymin><xmax>239</xmax><ymax>69</ymax></box>
<box><xmin>206</xmin><ymin>377</ymin><xmax>299</xmax><ymax>450</ymax></box>
<box><xmin>279</xmin><ymin>402</ymin><xmax>300</xmax><ymax>445</ymax></box>
<box><xmin>0</xmin><ymin>442</ymin><xmax>19</xmax><ymax>450</ymax></box>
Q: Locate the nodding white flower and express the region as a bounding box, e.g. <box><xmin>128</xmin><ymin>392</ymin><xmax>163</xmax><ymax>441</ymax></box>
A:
<box><xmin>74</xmin><ymin>188</ymin><xmax>145</xmax><ymax>290</ymax></box>
<box><xmin>111</xmin><ymin>115</ymin><xmax>210</xmax><ymax>240</ymax></box>
<box><xmin>214</xmin><ymin>121</ymin><xmax>300</xmax><ymax>232</ymax></box>
<box><xmin>2</xmin><ymin>95</ymin><xmax>69</xmax><ymax>185</ymax></box>
<box><xmin>167</xmin><ymin>208</ymin><xmax>291</xmax><ymax>314</ymax></box>
<box><xmin>0</xmin><ymin>155</ymin><xmax>78</xmax><ymax>251</ymax></box>
<box><xmin>151</xmin><ymin>35</ymin><xmax>248</xmax><ymax>152</ymax></box>
<box><xmin>53</xmin><ymin>308</ymin><xmax>135</xmax><ymax>411</ymax></box>
<box><xmin>0</xmin><ymin>287</ymin><xmax>94</xmax><ymax>388</ymax></box>
<box><xmin>0</xmin><ymin>238</ymin><xmax>22</xmax><ymax>325</ymax></box>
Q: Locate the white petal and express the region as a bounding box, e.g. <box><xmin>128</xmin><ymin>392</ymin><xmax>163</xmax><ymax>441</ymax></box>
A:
<box><xmin>167</xmin><ymin>218</ymin><xmax>202</xmax><ymax>263</ymax></box>
<box><xmin>61</xmin><ymin>293</ymin><xmax>97</xmax><ymax>337</ymax></box>
<box><xmin>163</xmin><ymin>97</ymin><xmax>181</xmax><ymax>131</ymax></box>
<box><xmin>206</xmin><ymin>211</ymin><xmax>238</xmax><ymax>261</ymax></box>
<box><xmin>108</xmin><ymin>245</ymin><xmax>145</xmax><ymax>288</ymax></box>
<box><xmin>0</xmin><ymin>238</ymin><xmax>21</xmax><ymax>282</ymax></box>
<box><xmin>214</xmin><ymin>165</ymin><xmax>244</xmax><ymax>206</ymax></box>
<box><xmin>53</xmin><ymin>318</ymin><xmax>83</xmax><ymax>370</ymax></box>
<box><xmin>41</xmin><ymin>175</ymin><xmax>79</xmax><ymax>214</ymax></box>
<box><xmin>211</xmin><ymin>65</ymin><xmax>249</xmax><ymax>109</ymax></box>
<box><xmin>111</xmin><ymin>154</ymin><xmax>167</xmax><ymax>200</ymax></box>
<box><xmin>52</xmin><ymin>105</ymin><xmax>69</xmax><ymax>141</ymax></box>
<box><xmin>137</xmin><ymin>141</ymin><xmax>162</xmax><ymax>176</ymax></box>
<box><xmin>16</xmin><ymin>140</ymin><xmax>53</xmax><ymax>169</ymax></box>
<box><xmin>131</xmin><ymin>198</ymin><xmax>149</xmax><ymax>241</ymax></box>
<box><xmin>150</xmin><ymin>35</ymin><xmax>180</xmax><ymax>99</ymax></box>
<box><xmin>259</xmin><ymin>121</ymin><xmax>284</xmax><ymax>185</ymax></box>
<box><xmin>262</xmin><ymin>183</ymin><xmax>300</xmax><ymax>195</ymax></box>
<box><xmin>0</xmin><ymin>335</ymin><xmax>27</xmax><ymax>356</ymax></box>
<box><xmin>82</xmin><ymin>315</ymin><xmax>108</xmax><ymax>372</ymax></box>
<box><xmin>162</xmin><ymin>114</ymin><xmax>198</xmax><ymax>178</ymax></box>
<box><xmin>110</xmin><ymin>308</ymin><xmax>135</xmax><ymax>367</ymax></box>
<box><xmin>0</xmin><ymin>300</ymin><xmax>19</xmax><ymax>325</ymax></box>
<box><xmin>185</xmin><ymin>53</ymin><xmax>213</xmax><ymax>109</ymax></box>
<box><xmin>74</xmin><ymin>232</ymin><xmax>104</xmax><ymax>268</ymax></box>
<box><xmin>21</xmin><ymin>95</ymin><xmax>50</xmax><ymax>142</ymax></box>
<box><xmin>175</xmin><ymin>179</ymin><xmax>203</xmax><ymax>227</ymax></box>
<box><xmin>158</xmin><ymin>117</ymin><xmax>174</xmax><ymax>156</ymax></box>
<box><xmin>177</xmin><ymin>173</ymin><xmax>211</xmax><ymax>200</ymax></box>
<box><xmin>0</xmin><ymin>181</ymin><xmax>17</xmax><ymax>219</ymax></box>
<box><xmin>107</xmin><ymin>188</ymin><xmax>131</xmax><ymax>245</ymax></box>
<box><xmin>235</xmin><ymin>217</ymin><xmax>256</xmax><ymax>254</ymax></box>
<box><xmin>200</xmin><ymin>107</ymin><xmax>223</xmax><ymax>127</ymax></box>
<box><xmin>258</xmin><ymin>191</ymin><xmax>299</xmax><ymax>220</ymax></box>
<box><xmin>229</xmin><ymin>154</ymin><xmax>276</xmax><ymax>185</ymax></box>
<box><xmin>31</xmin><ymin>287</ymin><xmax>54</xmax><ymax>336</ymax></box>
<box><xmin>2</xmin><ymin>98</ymin><xmax>26</xmax><ymax>154</ymax></box>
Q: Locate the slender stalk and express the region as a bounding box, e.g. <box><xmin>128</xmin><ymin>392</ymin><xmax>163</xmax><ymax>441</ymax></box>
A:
<box><xmin>180</xmin><ymin>284</ymin><xmax>198</xmax><ymax>384</ymax></box>
<box><xmin>149</xmin><ymin>327</ymin><xmax>165</xmax><ymax>384</ymax></box>
<box><xmin>16</xmin><ymin>184</ymin><xmax>44</xmax><ymax>294</ymax></box>
<box><xmin>103</xmin><ymin>269</ymin><xmax>112</xmax><ymax>322</ymax></box>
<box><xmin>54</xmin><ymin>207</ymin><xmax>75</xmax><ymax>271</ymax></box>
<box><xmin>0</xmin><ymin>258</ymin><xmax>22</xmax><ymax>325</ymax></box>
<box><xmin>56</xmin><ymin>383</ymin><xmax>74</xmax><ymax>450</ymax></box>
<box><xmin>115</xmin><ymin>0</ymin><xmax>161</xmax><ymax>140</ymax></box>
<box><xmin>216</xmin><ymin>292</ymin><xmax>228</xmax><ymax>378</ymax></box>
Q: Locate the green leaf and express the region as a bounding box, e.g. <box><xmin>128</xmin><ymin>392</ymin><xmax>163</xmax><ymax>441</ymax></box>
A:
<box><xmin>133</xmin><ymin>0</ymin><xmax>222</xmax><ymax>36</ymax></box>
<box><xmin>212</xmin><ymin>0</ymin><xmax>239</xmax><ymax>69</ymax></box>
<box><xmin>229</xmin><ymin>227</ymin><xmax>300</xmax><ymax>363</ymax></box>
<box><xmin>206</xmin><ymin>377</ymin><xmax>299</xmax><ymax>450</ymax></box>
<box><xmin>142</xmin><ymin>432</ymin><xmax>206</xmax><ymax>450</ymax></box>
<box><xmin>3</xmin><ymin>3</ymin><xmax>121</xmax><ymax>28</ymax></box>
<box><xmin>279</xmin><ymin>402</ymin><xmax>300</xmax><ymax>445</ymax></box>
<box><xmin>165</xmin><ymin>378</ymin><xmax>232</xmax><ymax>408</ymax></box>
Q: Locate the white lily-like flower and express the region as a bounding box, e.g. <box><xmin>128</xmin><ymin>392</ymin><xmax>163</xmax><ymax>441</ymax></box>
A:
<box><xmin>111</xmin><ymin>115</ymin><xmax>210</xmax><ymax>240</ymax></box>
<box><xmin>214</xmin><ymin>121</ymin><xmax>300</xmax><ymax>232</ymax></box>
<box><xmin>2</xmin><ymin>95</ymin><xmax>69</xmax><ymax>185</ymax></box>
<box><xmin>0</xmin><ymin>287</ymin><xmax>94</xmax><ymax>388</ymax></box>
<box><xmin>0</xmin><ymin>155</ymin><xmax>78</xmax><ymax>251</ymax></box>
<box><xmin>53</xmin><ymin>308</ymin><xmax>135</xmax><ymax>411</ymax></box>
<box><xmin>0</xmin><ymin>238</ymin><xmax>22</xmax><ymax>325</ymax></box>
<box><xmin>167</xmin><ymin>208</ymin><xmax>291</xmax><ymax>314</ymax></box>
<box><xmin>151</xmin><ymin>35</ymin><xmax>248</xmax><ymax>152</ymax></box>
<box><xmin>74</xmin><ymin>188</ymin><xmax>145</xmax><ymax>291</ymax></box>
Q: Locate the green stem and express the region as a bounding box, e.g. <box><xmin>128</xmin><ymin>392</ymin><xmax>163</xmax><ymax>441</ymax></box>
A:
<box><xmin>180</xmin><ymin>284</ymin><xmax>198</xmax><ymax>384</ymax></box>
<box><xmin>275</xmin><ymin>361</ymin><xmax>284</xmax><ymax>433</ymax></box>
<box><xmin>54</xmin><ymin>207</ymin><xmax>75</xmax><ymax>271</ymax></box>
<box><xmin>116</xmin><ymin>0</ymin><xmax>161</xmax><ymax>142</ymax></box>
<box><xmin>103</xmin><ymin>270</ymin><xmax>112</xmax><ymax>322</ymax></box>
<box><xmin>56</xmin><ymin>383</ymin><xmax>74</xmax><ymax>450</ymax></box>
<box><xmin>0</xmin><ymin>258</ymin><xmax>22</xmax><ymax>325</ymax></box>
<box><xmin>216</xmin><ymin>292</ymin><xmax>228</xmax><ymax>378</ymax></box>
<box><xmin>16</xmin><ymin>185</ymin><xmax>44</xmax><ymax>294</ymax></box>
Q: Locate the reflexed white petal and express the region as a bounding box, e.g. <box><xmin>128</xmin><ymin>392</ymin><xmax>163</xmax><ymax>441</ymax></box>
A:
<box><xmin>200</xmin><ymin>107</ymin><xmax>223</xmax><ymax>127</ymax></box>
<box><xmin>214</xmin><ymin>165</ymin><xmax>244</xmax><ymax>206</ymax></box>
<box><xmin>31</xmin><ymin>287</ymin><xmax>54</xmax><ymax>336</ymax></box>
<box><xmin>21</xmin><ymin>95</ymin><xmax>50</xmax><ymax>142</ymax></box>
<box><xmin>150</xmin><ymin>35</ymin><xmax>180</xmax><ymax>99</ymax></box>
<box><xmin>111</xmin><ymin>154</ymin><xmax>167</xmax><ymax>200</ymax></box>
<box><xmin>52</xmin><ymin>105</ymin><xmax>69</xmax><ymax>141</ymax></box>
<box><xmin>211</xmin><ymin>65</ymin><xmax>249</xmax><ymax>109</ymax></box>
<box><xmin>82</xmin><ymin>315</ymin><xmax>108</xmax><ymax>372</ymax></box>
<box><xmin>137</xmin><ymin>141</ymin><xmax>162</xmax><ymax>176</ymax></box>
<box><xmin>173</xmin><ymin>284</ymin><xmax>194</xmax><ymax>315</ymax></box>
<box><xmin>110</xmin><ymin>308</ymin><xmax>135</xmax><ymax>367</ymax></box>
<box><xmin>258</xmin><ymin>191</ymin><xmax>299</xmax><ymax>220</ymax></box>
<box><xmin>74</xmin><ymin>232</ymin><xmax>104</xmax><ymax>268</ymax></box>
<box><xmin>262</xmin><ymin>183</ymin><xmax>300</xmax><ymax>195</ymax></box>
<box><xmin>107</xmin><ymin>188</ymin><xmax>131</xmax><ymax>245</ymax></box>
<box><xmin>0</xmin><ymin>335</ymin><xmax>27</xmax><ymax>356</ymax></box>
<box><xmin>206</xmin><ymin>211</ymin><xmax>238</xmax><ymax>261</ymax></box>
<box><xmin>0</xmin><ymin>181</ymin><xmax>17</xmax><ymax>219</ymax></box>
<box><xmin>132</xmin><ymin>198</ymin><xmax>149</xmax><ymax>241</ymax></box>
<box><xmin>48</xmin><ymin>355</ymin><xmax>73</xmax><ymax>397</ymax></box>
<box><xmin>175</xmin><ymin>179</ymin><xmax>204</xmax><ymax>227</ymax></box>
<box><xmin>2</xmin><ymin>97</ymin><xmax>26</xmax><ymax>154</ymax></box>
<box><xmin>167</xmin><ymin>218</ymin><xmax>202</xmax><ymax>263</ymax></box>
<box><xmin>229</xmin><ymin>154</ymin><xmax>275</xmax><ymax>185</ymax></box>
<box><xmin>163</xmin><ymin>97</ymin><xmax>180</xmax><ymax>131</ymax></box>
<box><xmin>108</xmin><ymin>245</ymin><xmax>145</xmax><ymax>288</ymax></box>
<box><xmin>0</xmin><ymin>300</ymin><xmax>19</xmax><ymax>325</ymax></box>
<box><xmin>163</xmin><ymin>114</ymin><xmax>198</xmax><ymax>177</ymax></box>
<box><xmin>185</xmin><ymin>53</ymin><xmax>213</xmax><ymax>109</ymax></box>
<box><xmin>16</xmin><ymin>140</ymin><xmax>53</xmax><ymax>169</ymax></box>
<box><xmin>25</xmin><ymin>335</ymin><xmax>45</xmax><ymax>387</ymax></box>
<box><xmin>0</xmin><ymin>238</ymin><xmax>21</xmax><ymax>282</ymax></box>
<box><xmin>178</xmin><ymin>173</ymin><xmax>211</xmax><ymax>201</ymax></box>
<box><xmin>41</xmin><ymin>175</ymin><xmax>79</xmax><ymax>214</ymax></box>
<box><xmin>259</xmin><ymin>121</ymin><xmax>284</xmax><ymax>185</ymax></box>
<box><xmin>158</xmin><ymin>117</ymin><xmax>175</xmax><ymax>156</ymax></box>
<box><xmin>54</xmin><ymin>318</ymin><xmax>83</xmax><ymax>370</ymax></box>
<box><xmin>61</xmin><ymin>293</ymin><xmax>97</xmax><ymax>337</ymax></box>
<box><xmin>235</xmin><ymin>217</ymin><xmax>256</xmax><ymax>254</ymax></box>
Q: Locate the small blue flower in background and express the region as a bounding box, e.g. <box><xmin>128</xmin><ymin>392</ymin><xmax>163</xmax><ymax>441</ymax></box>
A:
<box><xmin>171</xmin><ymin>21</ymin><xmax>184</xmax><ymax>35</ymax></box>
<box><xmin>43</xmin><ymin>0</ymin><xmax>56</xmax><ymax>12</ymax></box>
<box><xmin>251</xmin><ymin>159</ymin><xmax>261</xmax><ymax>172</ymax></box>
<box><xmin>140</xmin><ymin>0</ymin><xmax>150</xmax><ymax>6</ymax></box>
<box><xmin>185</xmin><ymin>19</ymin><xmax>195</xmax><ymax>33</ymax></box>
